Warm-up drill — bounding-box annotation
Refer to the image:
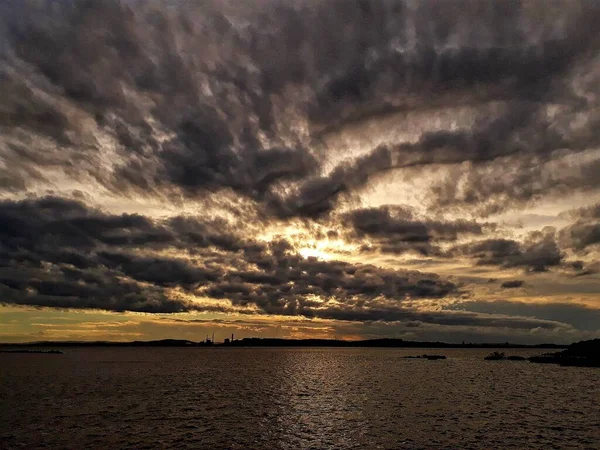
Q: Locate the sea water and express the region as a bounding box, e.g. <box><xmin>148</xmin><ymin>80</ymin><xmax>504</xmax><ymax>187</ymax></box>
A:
<box><xmin>1</xmin><ymin>347</ymin><xmax>598</xmax><ymax>449</ymax></box>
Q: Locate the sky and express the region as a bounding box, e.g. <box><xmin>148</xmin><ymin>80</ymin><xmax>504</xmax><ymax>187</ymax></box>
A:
<box><xmin>0</xmin><ymin>0</ymin><xmax>599</xmax><ymax>344</ymax></box>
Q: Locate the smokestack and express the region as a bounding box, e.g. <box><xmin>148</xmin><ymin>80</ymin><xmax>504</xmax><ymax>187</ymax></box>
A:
<box><xmin>231</xmin><ymin>333</ymin><xmax>234</xmax><ymax>342</ymax></box>
<box><xmin>212</xmin><ymin>332</ymin><xmax>214</xmax><ymax>344</ymax></box>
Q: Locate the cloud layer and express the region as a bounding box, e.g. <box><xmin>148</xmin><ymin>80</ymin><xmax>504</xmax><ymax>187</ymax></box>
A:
<box><xmin>2</xmin><ymin>0</ymin><xmax>599</xmax><ymax>216</ymax></box>
<box><xmin>0</xmin><ymin>197</ymin><xmax>460</xmax><ymax>322</ymax></box>
<box><xmin>0</xmin><ymin>0</ymin><xmax>599</xmax><ymax>342</ymax></box>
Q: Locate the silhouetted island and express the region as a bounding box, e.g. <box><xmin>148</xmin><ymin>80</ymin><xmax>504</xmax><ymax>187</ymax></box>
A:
<box><xmin>480</xmin><ymin>339</ymin><xmax>600</xmax><ymax>367</ymax></box>
<box><xmin>528</xmin><ymin>339</ymin><xmax>600</xmax><ymax>367</ymax></box>
<box><xmin>402</xmin><ymin>354</ymin><xmax>447</xmax><ymax>360</ymax></box>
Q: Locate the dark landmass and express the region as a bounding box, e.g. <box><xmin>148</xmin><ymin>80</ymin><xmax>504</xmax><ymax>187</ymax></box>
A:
<box><xmin>528</xmin><ymin>339</ymin><xmax>600</xmax><ymax>367</ymax></box>
<box><xmin>402</xmin><ymin>354</ymin><xmax>447</xmax><ymax>360</ymax></box>
<box><xmin>0</xmin><ymin>349</ymin><xmax>63</xmax><ymax>354</ymax></box>
<box><xmin>227</xmin><ymin>338</ymin><xmax>565</xmax><ymax>349</ymax></box>
<box><xmin>481</xmin><ymin>339</ymin><xmax>599</xmax><ymax>367</ymax></box>
<box><xmin>0</xmin><ymin>337</ymin><xmax>568</xmax><ymax>349</ymax></box>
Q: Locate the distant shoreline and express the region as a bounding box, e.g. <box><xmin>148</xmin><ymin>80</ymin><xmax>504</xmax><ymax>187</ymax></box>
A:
<box><xmin>0</xmin><ymin>338</ymin><xmax>568</xmax><ymax>349</ymax></box>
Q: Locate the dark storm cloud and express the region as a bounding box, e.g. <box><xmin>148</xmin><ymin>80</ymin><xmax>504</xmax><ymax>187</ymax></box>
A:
<box><xmin>265</xmin><ymin>146</ymin><xmax>393</xmax><ymax>218</ymax></box>
<box><xmin>559</xmin><ymin>202</ymin><xmax>600</xmax><ymax>253</ymax></box>
<box><xmin>218</xmin><ymin>252</ymin><xmax>457</xmax><ymax>314</ymax></box>
<box><xmin>571</xmin><ymin>203</ymin><xmax>600</xmax><ymax>220</ymax></box>
<box><xmin>291</xmin><ymin>96</ymin><xmax>600</xmax><ymax>219</ymax></box>
<box><xmin>0</xmin><ymin>195</ymin><xmax>257</xmax><ymax>257</ymax></box>
<box><xmin>1</xmin><ymin>0</ymin><xmax>599</xmax><ymax>219</ymax></box>
<box><xmin>0</xmin><ymin>196</ymin><xmax>587</xmax><ymax>332</ymax></box>
<box><xmin>0</xmin><ymin>196</ymin><xmax>166</xmax><ymax>252</ymax></box>
<box><xmin>267</xmin><ymin>1</ymin><xmax>600</xmax><ymax>218</ymax></box>
<box><xmin>450</xmin><ymin>229</ymin><xmax>563</xmax><ymax>272</ymax></box>
<box><xmin>309</xmin><ymin>1</ymin><xmax>593</xmax><ymax>129</ymax></box>
<box><xmin>1</xmin><ymin>0</ymin><xmax>320</xmax><ymax>200</ymax></box>
<box><xmin>572</xmin><ymin>262</ymin><xmax>600</xmax><ymax>277</ymax></box>
<box><xmin>0</xmin><ymin>196</ymin><xmax>459</xmax><ymax>320</ymax></box>
<box><xmin>96</xmin><ymin>251</ymin><xmax>220</xmax><ymax>287</ymax></box>
<box><xmin>562</xmin><ymin>223</ymin><xmax>600</xmax><ymax>252</ymax></box>
<box><xmin>0</xmin><ymin>196</ymin><xmax>244</xmax><ymax>312</ymax></box>
<box><xmin>341</xmin><ymin>205</ymin><xmax>487</xmax><ymax>255</ymax></box>
<box><xmin>0</xmin><ymin>274</ymin><xmax>199</xmax><ymax>313</ymax></box>
<box><xmin>428</xmin><ymin>154</ymin><xmax>600</xmax><ymax>217</ymax></box>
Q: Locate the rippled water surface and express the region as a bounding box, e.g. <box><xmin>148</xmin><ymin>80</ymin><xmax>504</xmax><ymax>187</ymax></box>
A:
<box><xmin>1</xmin><ymin>348</ymin><xmax>598</xmax><ymax>449</ymax></box>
